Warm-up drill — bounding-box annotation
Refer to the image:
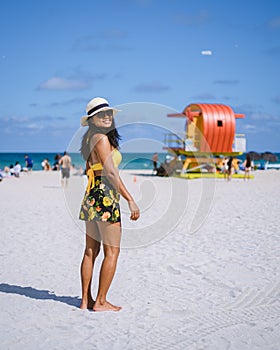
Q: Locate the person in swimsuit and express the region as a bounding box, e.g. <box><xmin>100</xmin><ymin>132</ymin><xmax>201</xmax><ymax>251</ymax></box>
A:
<box><xmin>79</xmin><ymin>97</ymin><xmax>140</xmax><ymax>312</ymax></box>
<box><xmin>152</xmin><ymin>152</ymin><xmax>158</xmax><ymax>173</ymax></box>
<box><xmin>226</xmin><ymin>156</ymin><xmax>233</xmax><ymax>181</ymax></box>
<box><xmin>24</xmin><ymin>154</ymin><xmax>33</xmax><ymax>172</ymax></box>
<box><xmin>59</xmin><ymin>151</ymin><xmax>72</xmax><ymax>187</ymax></box>
<box><xmin>243</xmin><ymin>153</ymin><xmax>252</xmax><ymax>180</ymax></box>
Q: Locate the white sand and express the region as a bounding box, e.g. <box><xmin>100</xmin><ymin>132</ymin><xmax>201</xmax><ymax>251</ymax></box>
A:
<box><xmin>0</xmin><ymin>169</ymin><xmax>279</xmax><ymax>349</ymax></box>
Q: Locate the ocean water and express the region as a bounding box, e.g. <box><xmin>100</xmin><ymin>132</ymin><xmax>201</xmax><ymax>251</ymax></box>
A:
<box><xmin>0</xmin><ymin>152</ymin><xmax>168</xmax><ymax>171</ymax></box>
<box><xmin>0</xmin><ymin>152</ymin><xmax>279</xmax><ymax>172</ymax></box>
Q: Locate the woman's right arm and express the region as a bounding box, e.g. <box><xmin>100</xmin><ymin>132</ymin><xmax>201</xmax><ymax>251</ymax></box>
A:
<box><xmin>118</xmin><ymin>177</ymin><xmax>140</xmax><ymax>221</ymax></box>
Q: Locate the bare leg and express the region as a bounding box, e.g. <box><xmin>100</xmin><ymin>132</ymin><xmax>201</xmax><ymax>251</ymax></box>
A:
<box><xmin>93</xmin><ymin>222</ymin><xmax>122</xmax><ymax>312</ymax></box>
<box><xmin>80</xmin><ymin>222</ymin><xmax>101</xmax><ymax>309</ymax></box>
<box><xmin>247</xmin><ymin>169</ymin><xmax>250</xmax><ymax>180</ymax></box>
<box><xmin>227</xmin><ymin>169</ymin><xmax>231</xmax><ymax>181</ymax></box>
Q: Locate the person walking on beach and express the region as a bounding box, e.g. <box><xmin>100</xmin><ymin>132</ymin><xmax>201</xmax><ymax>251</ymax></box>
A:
<box><xmin>24</xmin><ymin>154</ymin><xmax>33</xmax><ymax>172</ymax></box>
<box><xmin>79</xmin><ymin>97</ymin><xmax>140</xmax><ymax>312</ymax></box>
<box><xmin>59</xmin><ymin>151</ymin><xmax>72</xmax><ymax>187</ymax></box>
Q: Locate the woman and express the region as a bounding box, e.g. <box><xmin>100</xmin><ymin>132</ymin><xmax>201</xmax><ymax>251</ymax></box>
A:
<box><xmin>243</xmin><ymin>153</ymin><xmax>252</xmax><ymax>180</ymax></box>
<box><xmin>226</xmin><ymin>156</ymin><xmax>233</xmax><ymax>181</ymax></box>
<box><xmin>79</xmin><ymin>97</ymin><xmax>140</xmax><ymax>312</ymax></box>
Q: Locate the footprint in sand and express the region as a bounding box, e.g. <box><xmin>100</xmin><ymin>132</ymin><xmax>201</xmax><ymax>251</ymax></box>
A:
<box><xmin>167</xmin><ymin>266</ymin><xmax>182</xmax><ymax>275</ymax></box>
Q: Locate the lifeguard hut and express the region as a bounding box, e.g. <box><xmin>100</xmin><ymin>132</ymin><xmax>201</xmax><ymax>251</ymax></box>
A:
<box><xmin>164</xmin><ymin>103</ymin><xmax>248</xmax><ymax>178</ymax></box>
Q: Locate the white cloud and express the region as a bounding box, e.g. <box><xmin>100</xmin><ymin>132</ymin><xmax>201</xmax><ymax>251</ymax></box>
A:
<box><xmin>251</xmin><ymin>111</ymin><xmax>279</xmax><ymax>121</ymax></box>
<box><xmin>201</xmin><ymin>50</ymin><xmax>212</xmax><ymax>56</ymax></box>
<box><xmin>38</xmin><ymin>77</ymin><xmax>88</xmax><ymax>90</ymax></box>
<box><xmin>244</xmin><ymin>124</ymin><xmax>256</xmax><ymax>130</ymax></box>
<box><xmin>26</xmin><ymin>123</ymin><xmax>42</xmax><ymax>130</ymax></box>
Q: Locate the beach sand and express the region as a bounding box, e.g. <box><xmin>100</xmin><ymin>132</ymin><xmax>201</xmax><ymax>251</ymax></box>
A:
<box><xmin>0</xmin><ymin>169</ymin><xmax>279</xmax><ymax>349</ymax></box>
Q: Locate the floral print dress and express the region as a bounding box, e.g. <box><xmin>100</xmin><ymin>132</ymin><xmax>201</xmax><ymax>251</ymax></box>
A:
<box><xmin>79</xmin><ymin>176</ymin><xmax>121</xmax><ymax>223</ymax></box>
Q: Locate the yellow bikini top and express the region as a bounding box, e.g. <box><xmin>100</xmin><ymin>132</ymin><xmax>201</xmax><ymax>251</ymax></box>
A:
<box><xmin>86</xmin><ymin>149</ymin><xmax>122</xmax><ymax>193</ymax></box>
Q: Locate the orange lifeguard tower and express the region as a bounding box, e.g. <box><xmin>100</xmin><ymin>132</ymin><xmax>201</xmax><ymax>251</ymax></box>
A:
<box><xmin>164</xmin><ymin>103</ymin><xmax>248</xmax><ymax>178</ymax></box>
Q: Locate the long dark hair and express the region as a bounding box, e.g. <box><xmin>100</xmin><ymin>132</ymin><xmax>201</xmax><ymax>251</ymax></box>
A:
<box><xmin>80</xmin><ymin>119</ymin><xmax>121</xmax><ymax>161</ymax></box>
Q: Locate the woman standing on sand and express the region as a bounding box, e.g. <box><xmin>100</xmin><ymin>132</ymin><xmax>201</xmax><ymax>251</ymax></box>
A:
<box><xmin>243</xmin><ymin>153</ymin><xmax>252</xmax><ymax>180</ymax></box>
<box><xmin>226</xmin><ymin>156</ymin><xmax>233</xmax><ymax>181</ymax></box>
<box><xmin>79</xmin><ymin>97</ymin><xmax>140</xmax><ymax>312</ymax></box>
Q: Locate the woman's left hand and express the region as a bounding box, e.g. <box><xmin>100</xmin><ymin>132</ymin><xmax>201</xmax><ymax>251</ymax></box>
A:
<box><xmin>128</xmin><ymin>200</ymin><xmax>140</xmax><ymax>221</ymax></box>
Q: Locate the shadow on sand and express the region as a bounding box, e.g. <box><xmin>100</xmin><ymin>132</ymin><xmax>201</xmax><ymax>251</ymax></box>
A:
<box><xmin>0</xmin><ymin>283</ymin><xmax>81</xmax><ymax>308</ymax></box>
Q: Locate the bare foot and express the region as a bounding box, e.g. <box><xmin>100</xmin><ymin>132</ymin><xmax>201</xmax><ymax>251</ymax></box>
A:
<box><xmin>79</xmin><ymin>301</ymin><xmax>88</xmax><ymax>309</ymax></box>
<box><xmin>79</xmin><ymin>298</ymin><xmax>95</xmax><ymax>310</ymax></box>
<box><xmin>93</xmin><ymin>300</ymin><xmax>122</xmax><ymax>312</ymax></box>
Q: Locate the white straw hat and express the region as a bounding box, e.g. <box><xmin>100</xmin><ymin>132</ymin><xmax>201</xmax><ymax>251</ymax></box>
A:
<box><xmin>80</xmin><ymin>97</ymin><xmax>120</xmax><ymax>127</ymax></box>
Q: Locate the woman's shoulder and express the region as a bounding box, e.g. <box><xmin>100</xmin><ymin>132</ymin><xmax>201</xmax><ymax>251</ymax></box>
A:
<box><xmin>91</xmin><ymin>133</ymin><xmax>110</xmax><ymax>146</ymax></box>
<box><xmin>90</xmin><ymin>133</ymin><xmax>113</xmax><ymax>157</ymax></box>
<box><xmin>91</xmin><ymin>132</ymin><xmax>108</xmax><ymax>140</ymax></box>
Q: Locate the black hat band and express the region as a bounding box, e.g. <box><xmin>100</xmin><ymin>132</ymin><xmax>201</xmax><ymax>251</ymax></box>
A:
<box><xmin>87</xmin><ymin>103</ymin><xmax>109</xmax><ymax>116</ymax></box>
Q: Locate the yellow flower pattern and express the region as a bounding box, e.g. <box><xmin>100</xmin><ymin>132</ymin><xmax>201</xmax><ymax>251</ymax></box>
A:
<box><xmin>109</xmin><ymin>190</ymin><xmax>120</xmax><ymax>203</ymax></box>
<box><xmin>88</xmin><ymin>207</ymin><xmax>96</xmax><ymax>220</ymax></box>
<box><xmin>103</xmin><ymin>196</ymin><xmax>113</xmax><ymax>207</ymax></box>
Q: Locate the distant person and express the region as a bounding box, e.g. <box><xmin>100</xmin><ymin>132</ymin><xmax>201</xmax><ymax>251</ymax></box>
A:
<box><xmin>226</xmin><ymin>156</ymin><xmax>233</xmax><ymax>181</ymax></box>
<box><xmin>52</xmin><ymin>154</ymin><xmax>61</xmax><ymax>171</ymax></box>
<box><xmin>4</xmin><ymin>166</ymin><xmax>11</xmax><ymax>177</ymax></box>
<box><xmin>41</xmin><ymin>159</ymin><xmax>46</xmax><ymax>170</ymax></box>
<box><xmin>13</xmin><ymin>161</ymin><xmax>21</xmax><ymax>177</ymax></box>
<box><xmin>24</xmin><ymin>154</ymin><xmax>33</xmax><ymax>172</ymax></box>
<box><xmin>41</xmin><ymin>158</ymin><xmax>51</xmax><ymax>171</ymax></box>
<box><xmin>59</xmin><ymin>151</ymin><xmax>72</xmax><ymax>187</ymax></box>
<box><xmin>9</xmin><ymin>164</ymin><xmax>14</xmax><ymax>175</ymax></box>
<box><xmin>221</xmin><ymin>157</ymin><xmax>228</xmax><ymax>179</ymax></box>
<box><xmin>216</xmin><ymin>158</ymin><xmax>224</xmax><ymax>173</ymax></box>
<box><xmin>152</xmin><ymin>153</ymin><xmax>158</xmax><ymax>172</ymax></box>
<box><xmin>156</xmin><ymin>161</ymin><xmax>169</xmax><ymax>177</ymax></box>
<box><xmin>243</xmin><ymin>154</ymin><xmax>252</xmax><ymax>180</ymax></box>
<box><xmin>156</xmin><ymin>159</ymin><xmax>175</xmax><ymax>177</ymax></box>
<box><xmin>232</xmin><ymin>158</ymin><xmax>241</xmax><ymax>174</ymax></box>
<box><xmin>71</xmin><ymin>163</ymin><xmax>84</xmax><ymax>176</ymax></box>
<box><xmin>45</xmin><ymin>158</ymin><xmax>51</xmax><ymax>171</ymax></box>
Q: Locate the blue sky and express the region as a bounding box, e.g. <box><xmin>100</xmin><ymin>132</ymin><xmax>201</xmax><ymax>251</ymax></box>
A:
<box><xmin>0</xmin><ymin>0</ymin><xmax>279</xmax><ymax>153</ymax></box>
